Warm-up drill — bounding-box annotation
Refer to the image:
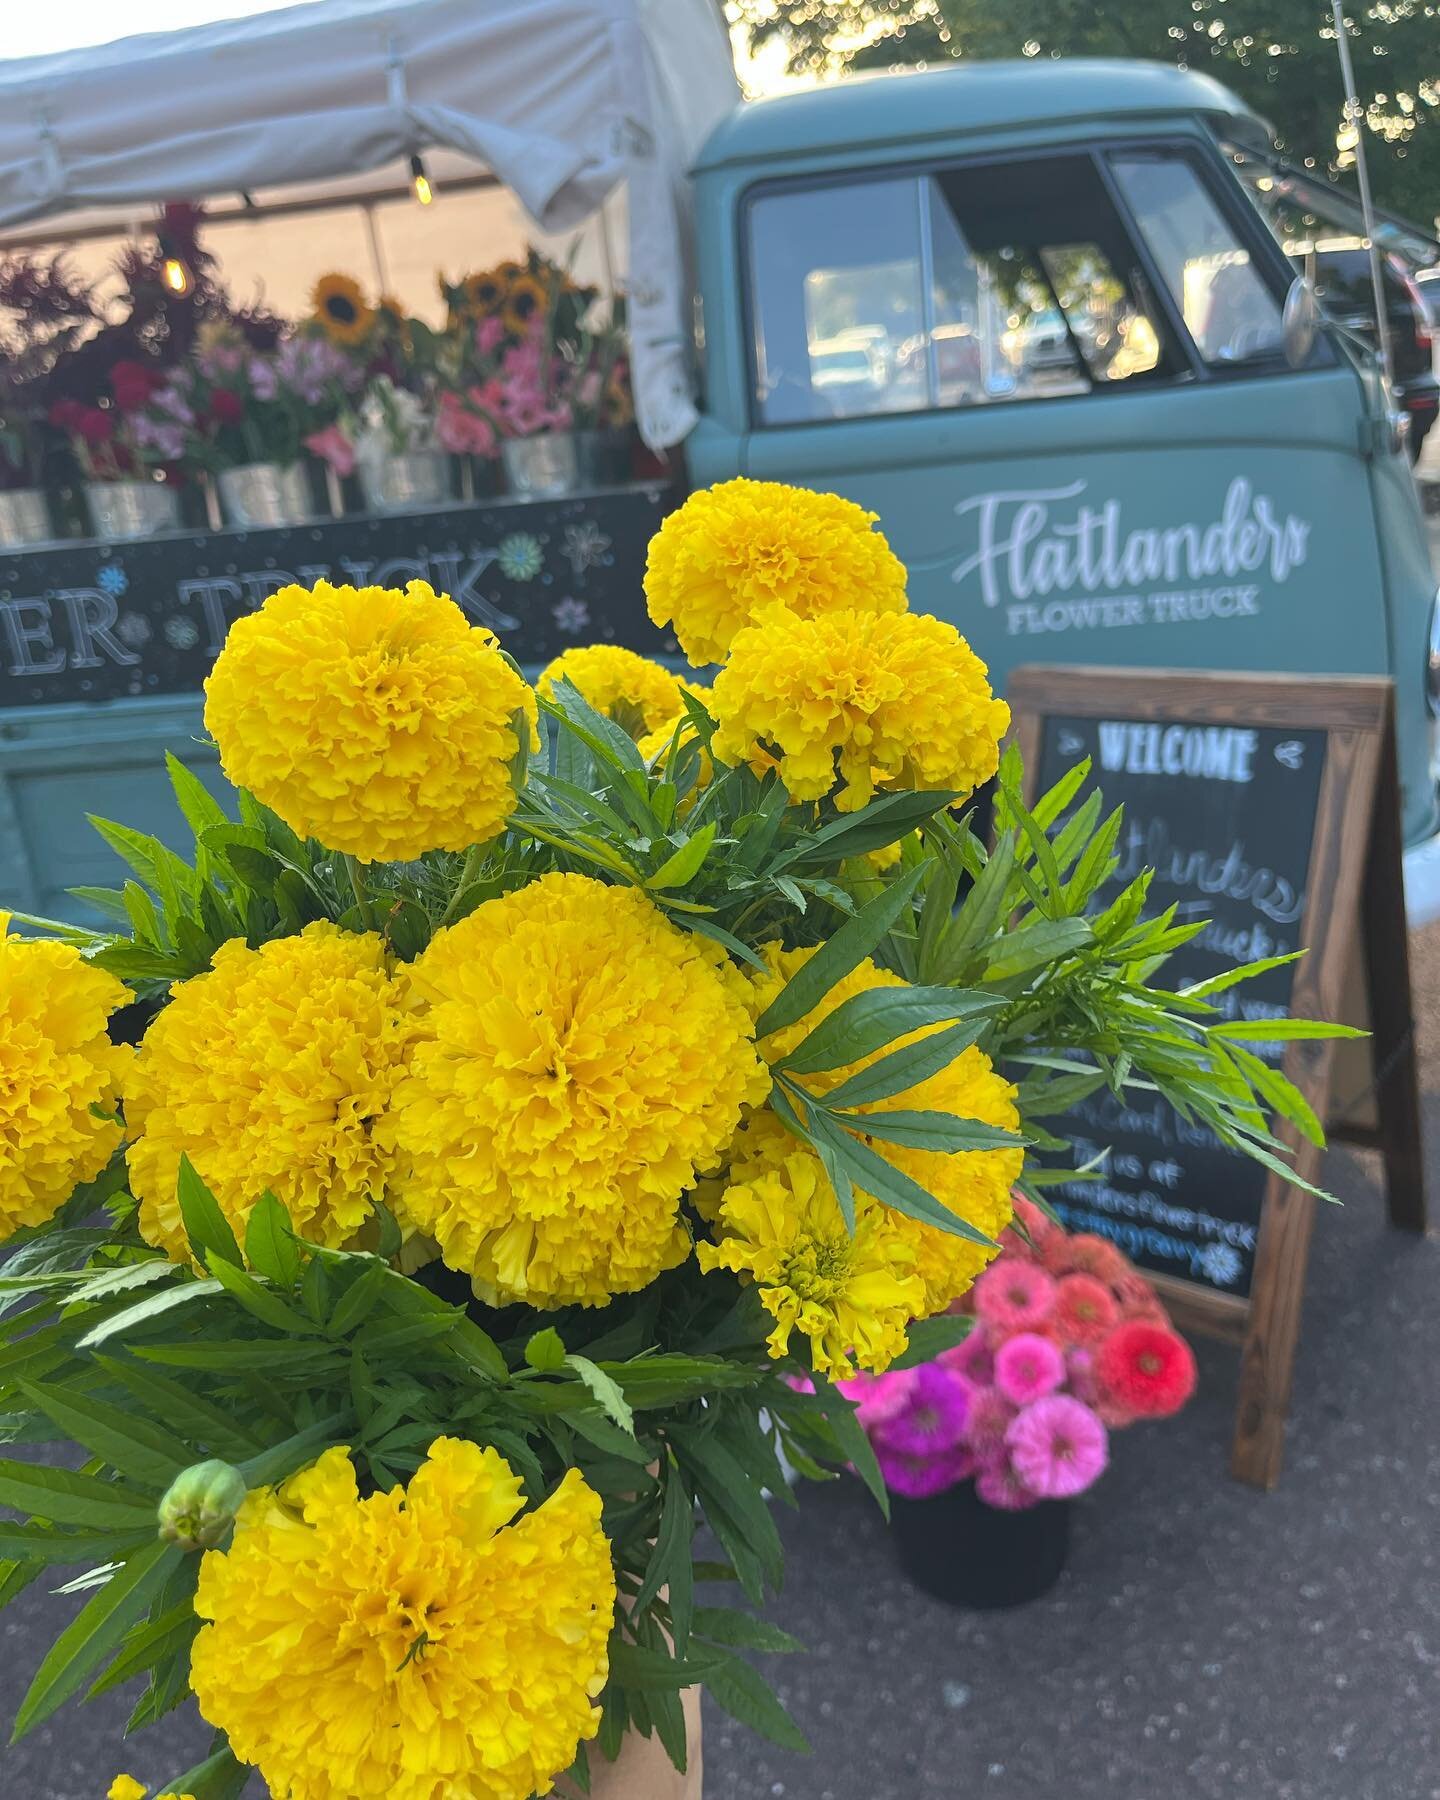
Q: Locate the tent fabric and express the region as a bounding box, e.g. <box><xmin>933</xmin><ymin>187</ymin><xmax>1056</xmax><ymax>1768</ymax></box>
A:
<box><xmin>0</xmin><ymin>0</ymin><xmax>741</xmax><ymax>447</ymax></box>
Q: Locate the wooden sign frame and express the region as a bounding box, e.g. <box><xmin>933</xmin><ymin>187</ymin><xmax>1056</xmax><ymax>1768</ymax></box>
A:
<box><xmin>1008</xmin><ymin>666</ymin><xmax>1426</xmax><ymax>1488</ymax></box>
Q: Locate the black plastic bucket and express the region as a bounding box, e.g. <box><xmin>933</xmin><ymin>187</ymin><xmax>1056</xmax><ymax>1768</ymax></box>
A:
<box><xmin>890</xmin><ymin>1479</ymin><xmax>1071</xmax><ymax>1609</ymax></box>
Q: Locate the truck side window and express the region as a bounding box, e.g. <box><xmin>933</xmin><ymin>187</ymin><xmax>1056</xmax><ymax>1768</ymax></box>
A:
<box><xmin>747</xmin><ymin>155</ymin><xmax>1182</xmax><ymax>427</ymax></box>
<box><xmin>1109</xmin><ymin>153</ymin><xmax>1285</xmax><ymax>367</ymax></box>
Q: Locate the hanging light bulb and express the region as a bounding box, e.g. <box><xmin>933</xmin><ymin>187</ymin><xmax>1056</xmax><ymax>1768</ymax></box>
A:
<box><xmin>162</xmin><ymin>256</ymin><xmax>192</xmax><ymax>295</ymax></box>
<box><xmin>410</xmin><ymin>152</ymin><xmax>435</xmax><ymax>206</ymax></box>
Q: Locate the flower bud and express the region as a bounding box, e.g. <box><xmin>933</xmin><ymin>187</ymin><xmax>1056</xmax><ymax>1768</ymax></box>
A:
<box><xmin>157</xmin><ymin>1459</ymin><xmax>247</xmax><ymax>1551</ymax></box>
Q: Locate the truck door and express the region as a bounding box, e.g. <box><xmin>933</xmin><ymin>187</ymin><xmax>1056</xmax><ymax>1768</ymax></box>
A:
<box><xmin>735</xmin><ymin>142</ymin><xmax>1432</xmax><ymax>842</ymax></box>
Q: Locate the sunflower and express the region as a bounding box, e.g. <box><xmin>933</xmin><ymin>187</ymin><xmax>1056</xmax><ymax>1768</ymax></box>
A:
<box><xmin>310</xmin><ymin>273</ymin><xmax>374</xmax><ymax>347</ymax></box>
<box><xmin>463</xmin><ymin>268</ymin><xmax>508</xmax><ymax>316</ymax></box>
<box><xmin>502</xmin><ymin>274</ymin><xmax>549</xmax><ymax>338</ymax></box>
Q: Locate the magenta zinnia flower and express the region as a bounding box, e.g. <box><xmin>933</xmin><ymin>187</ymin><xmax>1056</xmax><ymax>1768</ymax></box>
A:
<box><xmin>878</xmin><ymin>1444</ymin><xmax>976</xmax><ymax>1500</ymax></box>
<box><xmin>993</xmin><ymin>1331</ymin><xmax>1066</xmax><ymax>1406</ymax></box>
<box><xmin>873</xmin><ymin>1364</ymin><xmax>970</xmax><ymax>1457</ymax></box>
<box><xmin>1005</xmin><ymin>1394</ymin><xmax>1108</xmax><ymax>1499</ymax></box>
<box><xmin>940</xmin><ymin>1328</ymin><xmax>994</xmax><ymax>1387</ymax></box>
<box><xmin>962</xmin><ymin>1386</ymin><xmax>1017</xmax><ymax>1457</ymax></box>
<box><xmin>974</xmin><ymin>1259</ymin><xmax>1057</xmax><ymax>1336</ymax></box>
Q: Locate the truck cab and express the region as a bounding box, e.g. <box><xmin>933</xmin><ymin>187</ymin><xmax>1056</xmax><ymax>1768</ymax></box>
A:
<box><xmin>688</xmin><ymin>60</ymin><xmax>1440</xmax><ymax>844</ymax></box>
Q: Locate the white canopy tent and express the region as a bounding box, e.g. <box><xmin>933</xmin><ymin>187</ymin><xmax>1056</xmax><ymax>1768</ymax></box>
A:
<box><xmin>0</xmin><ymin>0</ymin><xmax>741</xmax><ymax>447</ymax></box>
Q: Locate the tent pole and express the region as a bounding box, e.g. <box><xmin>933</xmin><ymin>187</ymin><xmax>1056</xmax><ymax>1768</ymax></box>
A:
<box><xmin>363</xmin><ymin>203</ymin><xmax>390</xmax><ymax>295</ymax></box>
<box><xmin>1331</xmin><ymin>0</ymin><xmax>1393</xmax><ymax>389</ymax></box>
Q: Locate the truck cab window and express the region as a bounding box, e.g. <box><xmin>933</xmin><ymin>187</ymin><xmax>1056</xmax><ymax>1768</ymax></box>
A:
<box><xmin>1109</xmin><ymin>152</ymin><xmax>1285</xmax><ymax>367</ymax></box>
<box><xmin>748</xmin><ymin>154</ymin><xmax>1180</xmax><ymax>427</ymax></box>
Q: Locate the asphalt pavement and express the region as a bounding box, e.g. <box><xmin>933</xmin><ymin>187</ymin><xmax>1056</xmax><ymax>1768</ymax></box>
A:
<box><xmin>5</xmin><ymin>483</ymin><xmax>1440</xmax><ymax>1799</ymax></box>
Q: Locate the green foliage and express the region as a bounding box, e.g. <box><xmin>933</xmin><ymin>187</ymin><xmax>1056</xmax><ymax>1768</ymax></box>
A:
<box><xmin>3</xmin><ymin>676</ymin><xmax>1356</xmax><ymax>1785</ymax></box>
<box><xmin>734</xmin><ymin>1</ymin><xmax>1440</xmax><ymax>221</ymax></box>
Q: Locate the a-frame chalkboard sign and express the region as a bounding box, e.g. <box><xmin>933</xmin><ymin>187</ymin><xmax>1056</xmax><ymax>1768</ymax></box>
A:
<box><xmin>1008</xmin><ymin>667</ymin><xmax>1426</xmax><ymax>1488</ymax></box>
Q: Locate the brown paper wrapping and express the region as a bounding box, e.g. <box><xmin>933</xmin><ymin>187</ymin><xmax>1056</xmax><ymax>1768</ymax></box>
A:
<box><xmin>556</xmin><ymin>1687</ymin><xmax>703</xmax><ymax>1800</ymax></box>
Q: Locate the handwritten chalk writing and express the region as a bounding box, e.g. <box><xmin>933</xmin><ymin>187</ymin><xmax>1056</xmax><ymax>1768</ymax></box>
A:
<box><xmin>1098</xmin><ymin>722</ymin><xmax>1257</xmax><ymax>784</ymax></box>
<box><xmin>953</xmin><ymin>476</ymin><xmax>1310</xmax><ymax>610</ymax></box>
<box><xmin>1111</xmin><ymin>818</ymin><xmax>1304</xmax><ymax>925</ymax></box>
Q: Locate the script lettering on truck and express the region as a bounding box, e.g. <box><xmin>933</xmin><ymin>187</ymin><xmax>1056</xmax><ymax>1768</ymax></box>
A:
<box><xmin>950</xmin><ymin>476</ymin><xmax>1311</xmax><ymax>638</ymax></box>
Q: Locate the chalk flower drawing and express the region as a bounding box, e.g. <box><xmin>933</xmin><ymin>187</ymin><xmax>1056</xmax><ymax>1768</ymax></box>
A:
<box><xmin>497</xmin><ymin>534</ymin><xmax>544</xmax><ymax>582</ymax></box>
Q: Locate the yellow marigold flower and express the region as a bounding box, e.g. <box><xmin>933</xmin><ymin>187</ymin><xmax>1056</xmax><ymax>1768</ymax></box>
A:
<box><xmin>0</xmin><ymin>922</ymin><xmax>129</xmax><ymax>1243</ymax></box>
<box><xmin>126</xmin><ymin>924</ymin><xmax>415</xmax><ymax>1261</ymax></box>
<box><xmin>538</xmin><ymin>643</ymin><xmax>686</xmax><ymax>739</ymax></box>
<box><xmin>637</xmin><ymin>684</ymin><xmax>715</xmax><ymax>801</ymax></box>
<box><xmin>699</xmin><ymin>1144</ymin><xmax>924</xmax><ymax>1378</ymax></box>
<box><xmin>745</xmin><ymin>947</ymin><xmax>1021</xmax><ymax>1314</ymax></box>
<box><xmin>310</xmin><ymin>272</ymin><xmax>374</xmax><ymax>346</ymax></box>
<box><xmin>711</xmin><ymin>608</ymin><xmax>1010</xmax><ymax>812</ymax></box>
<box><xmin>643</xmin><ymin>478</ymin><xmax>909</xmax><ymax>667</ymax></box>
<box><xmin>107</xmin><ymin>1781</ymin><xmax>194</xmax><ymax>1800</ymax></box>
<box><xmin>393</xmin><ymin>873</ymin><xmax>769</xmax><ymax>1307</ymax></box>
<box><xmin>204</xmin><ymin>579</ymin><xmax>538</xmax><ymax>861</ymax></box>
<box><xmin>190</xmin><ymin>1439</ymin><xmax>615</xmax><ymax>1800</ymax></box>
<box><xmin>644</xmin><ymin>478</ymin><xmax>910</xmax><ymax>669</ymax></box>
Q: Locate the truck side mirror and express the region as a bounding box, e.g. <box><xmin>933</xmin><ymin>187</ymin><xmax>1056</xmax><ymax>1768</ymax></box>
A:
<box><xmin>1282</xmin><ymin>275</ymin><xmax>1320</xmax><ymax>368</ymax></box>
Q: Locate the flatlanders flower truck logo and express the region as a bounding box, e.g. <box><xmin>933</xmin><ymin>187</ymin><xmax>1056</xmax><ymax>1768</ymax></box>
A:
<box><xmin>950</xmin><ymin>476</ymin><xmax>1311</xmax><ymax>637</ymax></box>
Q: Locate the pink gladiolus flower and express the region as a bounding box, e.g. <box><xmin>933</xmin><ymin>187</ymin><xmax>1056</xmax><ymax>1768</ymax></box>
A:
<box><xmin>873</xmin><ymin>1365</ymin><xmax>969</xmax><ymax>1457</ymax></box>
<box><xmin>974</xmin><ymin>1260</ymin><xmax>1057</xmax><ymax>1337</ymax></box>
<box><xmin>1005</xmin><ymin>1394</ymin><xmax>1109</xmax><ymax>1500</ymax></box>
<box><xmin>304</xmin><ymin>425</ymin><xmax>356</xmax><ymax>477</ymax></box>
<box><xmin>974</xmin><ymin>1457</ymin><xmax>1040</xmax><ymax>1511</ymax></box>
<box><xmin>878</xmin><ymin>1444</ymin><xmax>977</xmax><ymax>1500</ymax></box>
<box><xmin>993</xmin><ymin>1332</ymin><xmax>1066</xmax><ymax>1407</ymax></box>
<box><xmin>475</xmin><ymin>316</ymin><xmax>505</xmax><ymax>355</ymax></box>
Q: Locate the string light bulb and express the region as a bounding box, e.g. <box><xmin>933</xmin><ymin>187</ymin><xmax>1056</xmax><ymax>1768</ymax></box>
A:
<box><xmin>162</xmin><ymin>257</ymin><xmax>192</xmax><ymax>295</ymax></box>
<box><xmin>409</xmin><ymin>152</ymin><xmax>435</xmax><ymax>206</ymax></box>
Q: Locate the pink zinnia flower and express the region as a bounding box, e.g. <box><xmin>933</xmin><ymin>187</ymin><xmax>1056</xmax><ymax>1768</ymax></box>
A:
<box><xmin>1066</xmin><ymin>1347</ymin><xmax>1097</xmax><ymax>1405</ymax></box>
<box><xmin>962</xmin><ymin>1386</ymin><xmax>1017</xmax><ymax>1457</ymax></box>
<box><xmin>974</xmin><ymin>1457</ymin><xmax>1039</xmax><ymax>1511</ymax></box>
<box><xmin>1005</xmin><ymin>1395</ymin><xmax>1109</xmax><ymax>1500</ymax></box>
<box><xmin>993</xmin><ymin>1332</ymin><xmax>1066</xmax><ymax>1406</ymax></box>
<box><xmin>974</xmin><ymin>1259</ymin><xmax>1057</xmax><ymax>1336</ymax></box>
<box><xmin>838</xmin><ymin>1368</ymin><xmax>915</xmax><ymax>1432</ymax></box>
<box><xmin>1113</xmin><ymin>1272</ymin><xmax>1166</xmax><ymax>1321</ymax></box>
<box><xmin>1041</xmin><ymin>1230</ymin><xmax>1127</xmax><ymax>1285</ymax></box>
<box><xmin>304</xmin><ymin>424</ymin><xmax>356</xmax><ymax>477</ymax></box>
<box><xmin>879</xmin><ymin>1444</ymin><xmax>976</xmax><ymax>1500</ymax></box>
<box><xmin>875</xmin><ymin>1364</ymin><xmax>970</xmax><ymax>1457</ymax></box>
<box><xmin>941</xmin><ymin>1328</ymin><xmax>994</xmax><ymax>1387</ymax></box>
<box><xmin>1053</xmin><ymin>1272</ymin><xmax>1120</xmax><ymax>1349</ymax></box>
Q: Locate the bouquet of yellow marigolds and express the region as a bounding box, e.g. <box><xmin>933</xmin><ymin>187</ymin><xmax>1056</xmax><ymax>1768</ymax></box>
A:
<box><xmin>0</xmin><ymin>480</ymin><xmax>1347</xmax><ymax>1799</ymax></box>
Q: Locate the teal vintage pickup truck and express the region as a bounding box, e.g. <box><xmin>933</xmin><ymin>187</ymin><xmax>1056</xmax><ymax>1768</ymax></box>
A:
<box><xmin>2</xmin><ymin>32</ymin><xmax>1436</xmax><ymax>914</ymax></box>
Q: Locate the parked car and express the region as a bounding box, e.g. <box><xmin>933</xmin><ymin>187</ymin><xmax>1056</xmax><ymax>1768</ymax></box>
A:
<box><xmin>1311</xmin><ymin>245</ymin><xmax>1438</xmax><ymax>462</ymax></box>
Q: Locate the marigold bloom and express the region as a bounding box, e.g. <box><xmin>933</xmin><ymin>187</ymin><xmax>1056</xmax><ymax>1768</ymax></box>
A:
<box><xmin>711</xmin><ymin>607</ymin><xmax>1010</xmax><ymax>811</ymax></box>
<box><xmin>1095</xmin><ymin>1320</ymin><xmax>1197</xmax><ymax>1418</ymax></box>
<box><xmin>107</xmin><ymin>1781</ymin><xmax>194</xmax><ymax>1800</ymax></box>
<box><xmin>0</xmin><ymin>923</ymin><xmax>129</xmax><ymax>1241</ymax></box>
<box><xmin>190</xmin><ymin>1440</ymin><xmax>615</xmax><ymax>1800</ymax></box>
<box><xmin>745</xmin><ymin>947</ymin><xmax>1021</xmax><ymax>1313</ymax></box>
<box><xmin>126</xmin><ymin>924</ymin><xmax>415</xmax><ymax>1260</ymax></box>
<box><xmin>698</xmin><ymin>1143</ymin><xmax>925</xmax><ymax>1379</ymax></box>
<box><xmin>643</xmin><ymin>478</ymin><xmax>909</xmax><ymax>667</ymax></box>
<box><xmin>394</xmin><ymin>874</ymin><xmax>768</xmax><ymax>1307</ymax></box>
<box><xmin>538</xmin><ymin>643</ymin><xmax>686</xmax><ymax>738</ymax></box>
<box><xmin>203</xmin><ymin>579</ymin><xmax>538</xmax><ymax>861</ymax></box>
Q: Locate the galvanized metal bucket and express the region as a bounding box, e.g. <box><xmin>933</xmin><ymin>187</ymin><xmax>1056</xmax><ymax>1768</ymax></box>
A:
<box><xmin>85</xmin><ymin>480</ymin><xmax>180</xmax><ymax>540</ymax></box>
<box><xmin>0</xmin><ymin>487</ymin><xmax>54</xmax><ymax>549</ymax></box>
<box><xmin>358</xmin><ymin>450</ymin><xmax>452</xmax><ymax>515</ymax></box>
<box><xmin>501</xmin><ymin>432</ymin><xmax>580</xmax><ymax>498</ymax></box>
<box><xmin>217</xmin><ymin>461</ymin><xmax>317</xmax><ymax>529</ymax></box>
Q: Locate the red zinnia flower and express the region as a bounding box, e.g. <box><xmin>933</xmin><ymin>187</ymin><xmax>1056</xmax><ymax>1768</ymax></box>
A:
<box><xmin>1095</xmin><ymin>1321</ymin><xmax>1197</xmax><ymax>1419</ymax></box>
<box><xmin>110</xmin><ymin>359</ymin><xmax>158</xmax><ymax>412</ymax></box>
<box><xmin>1053</xmin><ymin>1272</ymin><xmax>1120</xmax><ymax>1349</ymax></box>
<box><xmin>1113</xmin><ymin>1271</ymin><xmax>1166</xmax><ymax>1321</ymax></box>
